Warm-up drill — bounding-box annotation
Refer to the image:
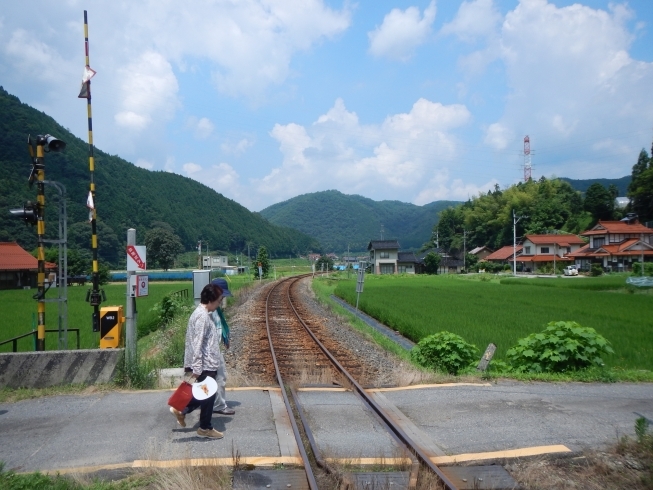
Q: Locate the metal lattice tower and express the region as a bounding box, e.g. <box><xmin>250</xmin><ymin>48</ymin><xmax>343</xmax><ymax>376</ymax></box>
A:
<box><xmin>523</xmin><ymin>135</ymin><xmax>532</xmax><ymax>182</ymax></box>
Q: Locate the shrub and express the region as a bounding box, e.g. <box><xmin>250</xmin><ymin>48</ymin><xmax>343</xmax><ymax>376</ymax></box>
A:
<box><xmin>506</xmin><ymin>321</ymin><xmax>614</xmax><ymax>373</ymax></box>
<box><xmin>476</xmin><ymin>261</ymin><xmax>504</xmax><ymax>273</ymax></box>
<box><xmin>410</xmin><ymin>331</ymin><xmax>479</xmax><ymax>375</ymax></box>
<box><xmin>137</xmin><ymin>292</ymin><xmax>190</xmax><ymax>339</ymax></box>
<box><xmin>590</xmin><ymin>263</ymin><xmax>604</xmax><ymax>276</ymax></box>
<box><xmin>633</xmin><ymin>262</ymin><xmax>653</xmax><ymax>276</ymax></box>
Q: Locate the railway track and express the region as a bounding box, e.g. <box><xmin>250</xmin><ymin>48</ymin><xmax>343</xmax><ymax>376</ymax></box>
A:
<box><xmin>261</xmin><ymin>274</ymin><xmax>460</xmax><ymax>490</ymax></box>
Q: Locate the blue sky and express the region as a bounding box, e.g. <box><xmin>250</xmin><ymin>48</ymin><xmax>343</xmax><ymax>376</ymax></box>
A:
<box><xmin>1</xmin><ymin>0</ymin><xmax>652</xmax><ymax>211</ymax></box>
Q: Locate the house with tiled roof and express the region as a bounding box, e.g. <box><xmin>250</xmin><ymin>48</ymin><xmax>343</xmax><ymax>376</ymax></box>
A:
<box><xmin>484</xmin><ymin>245</ymin><xmax>522</xmax><ymax>264</ymax></box>
<box><xmin>397</xmin><ymin>251</ymin><xmax>418</xmax><ymax>274</ymax></box>
<box><xmin>469</xmin><ymin>246</ymin><xmax>493</xmax><ymax>261</ymax></box>
<box><xmin>518</xmin><ymin>234</ymin><xmax>586</xmax><ymax>273</ymax></box>
<box><xmin>0</xmin><ymin>242</ymin><xmax>57</xmax><ymax>290</ymax></box>
<box><xmin>368</xmin><ymin>240</ymin><xmax>400</xmax><ymax>274</ymax></box>
<box><xmin>568</xmin><ymin>219</ymin><xmax>653</xmax><ymax>272</ymax></box>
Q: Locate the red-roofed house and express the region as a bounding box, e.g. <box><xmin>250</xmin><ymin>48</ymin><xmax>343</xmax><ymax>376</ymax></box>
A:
<box><xmin>518</xmin><ymin>234</ymin><xmax>586</xmax><ymax>273</ymax></box>
<box><xmin>484</xmin><ymin>245</ymin><xmax>522</xmax><ymax>264</ymax></box>
<box><xmin>0</xmin><ymin>242</ymin><xmax>57</xmax><ymax>290</ymax></box>
<box><xmin>568</xmin><ymin>220</ymin><xmax>653</xmax><ymax>272</ymax></box>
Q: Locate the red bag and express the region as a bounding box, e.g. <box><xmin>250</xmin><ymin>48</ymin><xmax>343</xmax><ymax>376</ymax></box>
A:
<box><xmin>168</xmin><ymin>381</ymin><xmax>193</xmax><ymax>411</ymax></box>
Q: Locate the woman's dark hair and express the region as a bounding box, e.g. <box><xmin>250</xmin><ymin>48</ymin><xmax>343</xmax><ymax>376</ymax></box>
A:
<box><xmin>200</xmin><ymin>283</ymin><xmax>223</xmax><ymax>304</ymax></box>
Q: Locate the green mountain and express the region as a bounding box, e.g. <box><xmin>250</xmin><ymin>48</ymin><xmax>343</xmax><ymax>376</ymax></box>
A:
<box><xmin>561</xmin><ymin>176</ymin><xmax>631</xmax><ymax>196</ymax></box>
<box><xmin>0</xmin><ymin>87</ymin><xmax>320</xmax><ymax>265</ymax></box>
<box><xmin>259</xmin><ymin>190</ymin><xmax>460</xmax><ymax>252</ymax></box>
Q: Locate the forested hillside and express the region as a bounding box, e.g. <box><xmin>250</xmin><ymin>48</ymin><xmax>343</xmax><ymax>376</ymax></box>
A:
<box><xmin>562</xmin><ymin>176</ymin><xmax>630</xmax><ymax>196</ymax></box>
<box><xmin>0</xmin><ymin>87</ymin><xmax>320</xmax><ymax>266</ymax></box>
<box><xmin>260</xmin><ymin>190</ymin><xmax>459</xmax><ymax>251</ymax></box>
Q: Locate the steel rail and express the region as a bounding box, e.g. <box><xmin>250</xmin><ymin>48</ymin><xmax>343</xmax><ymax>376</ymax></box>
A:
<box><xmin>264</xmin><ymin>275</ymin><xmax>319</xmax><ymax>490</ymax></box>
<box><xmin>284</xmin><ymin>275</ymin><xmax>459</xmax><ymax>490</ymax></box>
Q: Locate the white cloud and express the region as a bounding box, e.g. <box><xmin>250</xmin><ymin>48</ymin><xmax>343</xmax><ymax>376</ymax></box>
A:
<box><xmin>253</xmin><ymin>97</ymin><xmax>473</xmax><ymax>209</ymax></box>
<box><xmin>484</xmin><ymin>122</ymin><xmax>513</xmax><ymax>150</ymax></box>
<box><xmin>186</xmin><ymin>116</ymin><xmax>215</xmax><ymax>139</ymax></box>
<box><xmin>368</xmin><ymin>1</ymin><xmax>436</xmax><ymax>61</ymax></box>
<box><xmin>135</xmin><ymin>158</ymin><xmax>154</xmax><ymax>170</ymax></box>
<box><xmin>183</xmin><ymin>162</ymin><xmax>202</xmax><ymax>175</ymax></box>
<box><xmin>440</xmin><ymin>0</ymin><xmax>501</xmax><ymax>43</ymax></box>
<box><xmin>180</xmin><ymin>161</ymin><xmax>245</xmax><ymax>203</ymax></box>
<box><xmin>114</xmin><ymin>51</ymin><xmax>179</xmax><ymax>131</ymax></box>
<box><xmin>4</xmin><ymin>29</ymin><xmax>72</xmax><ymax>84</ymax></box>
<box><xmin>131</xmin><ymin>0</ymin><xmax>351</xmax><ymax>99</ymax></box>
<box><xmin>476</xmin><ymin>0</ymin><xmax>653</xmax><ymax>176</ymax></box>
<box><xmin>221</xmin><ymin>138</ymin><xmax>254</xmax><ymax>155</ymax></box>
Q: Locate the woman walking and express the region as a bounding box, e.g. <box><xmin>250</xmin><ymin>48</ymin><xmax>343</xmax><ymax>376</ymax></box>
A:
<box><xmin>170</xmin><ymin>283</ymin><xmax>224</xmax><ymax>439</ymax></box>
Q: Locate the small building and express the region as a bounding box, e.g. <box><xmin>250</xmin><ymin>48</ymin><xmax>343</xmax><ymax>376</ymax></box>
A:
<box><xmin>568</xmin><ymin>219</ymin><xmax>653</xmax><ymax>272</ymax></box>
<box><xmin>0</xmin><ymin>242</ymin><xmax>57</xmax><ymax>290</ymax></box>
<box><xmin>469</xmin><ymin>246</ymin><xmax>493</xmax><ymax>261</ymax></box>
<box><xmin>203</xmin><ymin>255</ymin><xmax>228</xmax><ymax>269</ymax></box>
<box><xmin>368</xmin><ymin>240</ymin><xmax>400</xmax><ymax>274</ymax></box>
<box><xmin>308</xmin><ymin>253</ymin><xmax>321</xmax><ymax>262</ymax></box>
<box><xmin>518</xmin><ymin>234</ymin><xmax>586</xmax><ymax>273</ymax></box>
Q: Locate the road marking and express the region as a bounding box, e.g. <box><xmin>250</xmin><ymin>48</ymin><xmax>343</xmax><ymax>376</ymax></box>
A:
<box><xmin>368</xmin><ymin>383</ymin><xmax>492</xmax><ymax>392</ymax></box>
<box><xmin>431</xmin><ymin>445</ymin><xmax>572</xmax><ymax>464</ymax></box>
<box><xmin>133</xmin><ymin>456</ymin><xmax>303</xmax><ymax>468</ymax></box>
<box><xmin>39</xmin><ymin>457</ymin><xmax>303</xmax><ymax>475</ymax></box>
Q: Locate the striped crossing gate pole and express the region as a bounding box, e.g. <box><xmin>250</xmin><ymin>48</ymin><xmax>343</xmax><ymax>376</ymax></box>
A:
<box><xmin>25</xmin><ymin>135</ymin><xmax>66</xmax><ymax>350</ymax></box>
<box><xmin>35</xmin><ymin>140</ymin><xmax>46</xmax><ymax>351</ymax></box>
<box><xmin>79</xmin><ymin>10</ymin><xmax>103</xmax><ymax>332</ymax></box>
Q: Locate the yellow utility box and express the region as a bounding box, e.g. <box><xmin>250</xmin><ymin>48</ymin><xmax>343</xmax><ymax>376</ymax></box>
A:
<box><xmin>99</xmin><ymin>306</ymin><xmax>124</xmax><ymax>348</ymax></box>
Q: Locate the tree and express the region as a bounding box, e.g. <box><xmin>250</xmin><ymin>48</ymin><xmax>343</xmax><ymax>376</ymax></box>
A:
<box><xmin>423</xmin><ymin>252</ymin><xmax>441</xmax><ymax>274</ymax></box>
<box><xmin>254</xmin><ymin>246</ymin><xmax>271</xmax><ymax>278</ymax></box>
<box><xmin>628</xmin><ymin>146</ymin><xmax>652</xmax><ymax>222</ymax></box>
<box><xmin>465</xmin><ymin>252</ymin><xmax>478</xmax><ymax>271</ymax></box>
<box><xmin>144</xmin><ymin>227</ymin><xmax>184</xmax><ymax>271</ymax></box>
<box><xmin>315</xmin><ymin>254</ymin><xmax>334</xmax><ymax>272</ymax></box>
<box><xmin>583</xmin><ymin>183</ymin><xmax>615</xmax><ymax>223</ymax></box>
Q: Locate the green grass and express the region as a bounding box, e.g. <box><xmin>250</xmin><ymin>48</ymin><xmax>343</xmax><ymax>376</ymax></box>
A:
<box><xmin>500</xmin><ymin>274</ymin><xmax>648</xmax><ymax>291</ymax></box>
<box><xmin>0</xmin><ymin>282</ymin><xmax>192</xmax><ymax>352</ymax></box>
<box><xmin>333</xmin><ymin>274</ymin><xmax>653</xmax><ymax>371</ymax></box>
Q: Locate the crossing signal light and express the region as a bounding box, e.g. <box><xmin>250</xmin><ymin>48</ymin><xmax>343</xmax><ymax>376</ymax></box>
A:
<box><xmin>9</xmin><ymin>201</ymin><xmax>38</xmax><ymax>225</ymax></box>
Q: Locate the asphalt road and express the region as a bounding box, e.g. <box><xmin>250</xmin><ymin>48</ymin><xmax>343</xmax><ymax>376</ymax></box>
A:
<box><xmin>1</xmin><ymin>382</ymin><xmax>652</xmax><ymax>474</ymax></box>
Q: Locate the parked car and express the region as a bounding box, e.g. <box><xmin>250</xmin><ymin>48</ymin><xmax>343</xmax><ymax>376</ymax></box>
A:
<box><xmin>563</xmin><ymin>265</ymin><xmax>578</xmax><ymax>276</ymax></box>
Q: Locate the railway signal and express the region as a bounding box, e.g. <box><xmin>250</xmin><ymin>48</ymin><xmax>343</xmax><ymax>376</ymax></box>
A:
<box><xmin>9</xmin><ymin>201</ymin><xmax>38</xmax><ymax>225</ymax></box>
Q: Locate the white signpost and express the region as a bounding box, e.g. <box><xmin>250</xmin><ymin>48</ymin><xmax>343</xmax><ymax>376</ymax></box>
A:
<box><xmin>125</xmin><ymin>234</ymin><xmax>146</xmax><ymax>358</ymax></box>
<box><xmin>126</xmin><ymin>245</ymin><xmax>146</xmax><ymax>271</ymax></box>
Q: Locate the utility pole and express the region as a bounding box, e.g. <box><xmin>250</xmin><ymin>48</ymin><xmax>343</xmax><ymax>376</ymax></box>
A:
<box><xmin>463</xmin><ymin>229</ymin><xmax>467</xmax><ymax>271</ymax></box>
<box><xmin>513</xmin><ymin>210</ymin><xmax>525</xmax><ymax>276</ymax></box>
<box><xmin>641</xmin><ymin>233</ymin><xmax>645</xmax><ymax>276</ymax></box>
<box><xmin>197</xmin><ymin>240</ymin><xmax>202</xmax><ymax>269</ymax></box>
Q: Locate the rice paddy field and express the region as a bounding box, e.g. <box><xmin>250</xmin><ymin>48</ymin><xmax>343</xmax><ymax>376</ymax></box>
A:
<box><xmin>333</xmin><ymin>274</ymin><xmax>653</xmax><ymax>371</ymax></box>
<box><xmin>0</xmin><ymin>272</ymin><xmax>265</xmax><ymax>353</ymax></box>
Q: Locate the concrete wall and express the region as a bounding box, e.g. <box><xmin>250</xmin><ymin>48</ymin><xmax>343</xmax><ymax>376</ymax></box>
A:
<box><xmin>0</xmin><ymin>349</ymin><xmax>123</xmax><ymax>389</ymax></box>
